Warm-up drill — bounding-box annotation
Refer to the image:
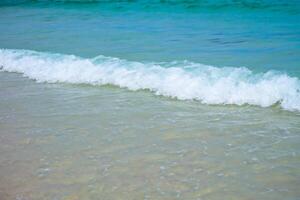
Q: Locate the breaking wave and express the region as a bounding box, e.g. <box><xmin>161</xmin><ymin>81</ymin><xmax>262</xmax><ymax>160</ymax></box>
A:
<box><xmin>1</xmin><ymin>49</ymin><xmax>299</xmax><ymax>111</ymax></box>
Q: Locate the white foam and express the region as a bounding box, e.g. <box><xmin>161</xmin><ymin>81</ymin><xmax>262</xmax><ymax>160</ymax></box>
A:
<box><xmin>1</xmin><ymin>49</ymin><xmax>299</xmax><ymax>111</ymax></box>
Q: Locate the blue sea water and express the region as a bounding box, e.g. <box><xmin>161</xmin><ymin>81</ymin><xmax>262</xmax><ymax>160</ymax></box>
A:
<box><xmin>1</xmin><ymin>0</ymin><xmax>300</xmax><ymax>110</ymax></box>
<box><xmin>0</xmin><ymin>1</ymin><xmax>300</xmax><ymax>200</ymax></box>
<box><xmin>3</xmin><ymin>1</ymin><xmax>300</xmax><ymax>67</ymax></box>
<box><xmin>0</xmin><ymin>0</ymin><xmax>299</xmax><ymax>74</ymax></box>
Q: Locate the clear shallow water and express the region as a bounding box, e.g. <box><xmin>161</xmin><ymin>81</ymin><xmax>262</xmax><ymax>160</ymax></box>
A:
<box><xmin>1</xmin><ymin>72</ymin><xmax>300</xmax><ymax>200</ymax></box>
<box><xmin>0</xmin><ymin>1</ymin><xmax>300</xmax><ymax>200</ymax></box>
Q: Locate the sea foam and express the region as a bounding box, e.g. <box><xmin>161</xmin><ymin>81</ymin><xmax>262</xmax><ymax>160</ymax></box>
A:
<box><xmin>0</xmin><ymin>49</ymin><xmax>299</xmax><ymax>111</ymax></box>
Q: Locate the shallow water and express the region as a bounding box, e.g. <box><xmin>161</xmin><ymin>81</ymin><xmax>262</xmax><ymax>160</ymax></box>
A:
<box><xmin>1</xmin><ymin>72</ymin><xmax>300</xmax><ymax>199</ymax></box>
<box><xmin>0</xmin><ymin>1</ymin><xmax>300</xmax><ymax>200</ymax></box>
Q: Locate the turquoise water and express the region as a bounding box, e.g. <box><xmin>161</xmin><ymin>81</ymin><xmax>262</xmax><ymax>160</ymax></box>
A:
<box><xmin>1</xmin><ymin>0</ymin><xmax>300</xmax><ymax>75</ymax></box>
<box><xmin>0</xmin><ymin>1</ymin><xmax>300</xmax><ymax>200</ymax></box>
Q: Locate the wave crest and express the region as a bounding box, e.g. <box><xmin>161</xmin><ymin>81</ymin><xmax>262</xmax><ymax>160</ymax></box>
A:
<box><xmin>1</xmin><ymin>49</ymin><xmax>299</xmax><ymax>111</ymax></box>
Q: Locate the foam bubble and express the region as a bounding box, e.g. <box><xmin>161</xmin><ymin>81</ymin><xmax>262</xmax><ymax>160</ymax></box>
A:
<box><xmin>1</xmin><ymin>49</ymin><xmax>299</xmax><ymax>111</ymax></box>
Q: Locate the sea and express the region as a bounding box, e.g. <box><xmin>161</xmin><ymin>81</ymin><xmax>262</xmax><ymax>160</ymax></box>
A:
<box><xmin>0</xmin><ymin>0</ymin><xmax>299</xmax><ymax>199</ymax></box>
